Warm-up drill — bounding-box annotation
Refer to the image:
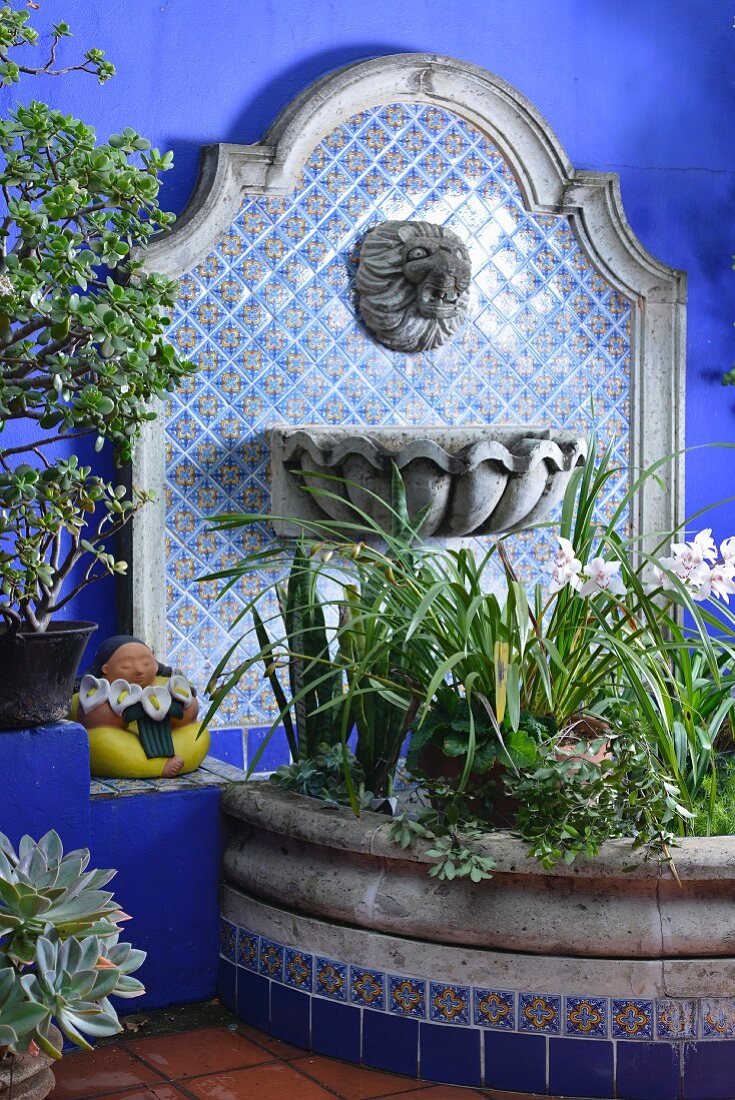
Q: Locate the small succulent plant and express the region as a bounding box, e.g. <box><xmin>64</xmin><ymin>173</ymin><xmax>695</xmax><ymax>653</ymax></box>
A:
<box><xmin>0</xmin><ymin>829</ymin><xmax>144</xmax><ymax>1057</ymax></box>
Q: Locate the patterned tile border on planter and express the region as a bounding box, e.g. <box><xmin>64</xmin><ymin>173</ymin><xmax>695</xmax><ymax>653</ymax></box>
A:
<box><xmin>219</xmin><ymin>917</ymin><xmax>735</xmax><ymax>1098</ymax></box>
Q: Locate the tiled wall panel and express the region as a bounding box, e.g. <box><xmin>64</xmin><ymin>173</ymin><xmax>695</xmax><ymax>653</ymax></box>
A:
<box><xmin>164</xmin><ymin>102</ymin><xmax>631</xmax><ymax>728</ymax></box>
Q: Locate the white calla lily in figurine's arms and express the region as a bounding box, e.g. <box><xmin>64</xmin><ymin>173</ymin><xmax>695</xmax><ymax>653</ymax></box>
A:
<box><xmin>141</xmin><ymin>684</ymin><xmax>172</xmax><ymax>720</ymax></box>
<box><xmin>108</xmin><ymin>679</ymin><xmax>143</xmax><ymax>716</ymax></box>
<box><xmin>78</xmin><ymin>675</ymin><xmax>110</xmax><ymax>714</ymax></box>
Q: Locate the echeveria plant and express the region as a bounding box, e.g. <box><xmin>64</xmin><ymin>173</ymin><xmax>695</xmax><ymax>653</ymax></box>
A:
<box><xmin>0</xmin><ymin>829</ymin><xmax>144</xmax><ymax>1056</ymax></box>
<box><xmin>0</xmin><ymin>4</ymin><xmax>194</xmax><ymax>631</ymax></box>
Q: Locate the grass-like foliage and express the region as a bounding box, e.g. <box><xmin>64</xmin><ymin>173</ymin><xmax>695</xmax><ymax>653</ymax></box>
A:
<box><xmin>204</xmin><ymin>436</ymin><xmax>735</xmax><ymax>872</ymax></box>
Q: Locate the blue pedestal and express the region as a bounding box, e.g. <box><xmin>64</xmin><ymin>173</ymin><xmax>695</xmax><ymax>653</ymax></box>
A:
<box><xmin>1</xmin><ymin>720</ymin><xmax>91</xmax><ymax>852</ymax></box>
<box><xmin>90</xmin><ymin>782</ymin><xmax>224</xmax><ymax>1011</ymax></box>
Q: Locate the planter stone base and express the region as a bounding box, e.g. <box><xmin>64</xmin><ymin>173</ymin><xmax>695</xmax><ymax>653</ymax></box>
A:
<box><xmin>0</xmin><ymin>1067</ymin><xmax>54</xmax><ymax>1100</ymax></box>
<box><xmin>221</xmin><ymin>887</ymin><xmax>735</xmax><ymax>1098</ymax></box>
<box><xmin>219</xmin><ymin>785</ymin><xmax>735</xmax><ymax>1098</ymax></box>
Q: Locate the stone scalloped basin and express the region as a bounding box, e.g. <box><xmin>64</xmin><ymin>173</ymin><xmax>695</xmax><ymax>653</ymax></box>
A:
<box><xmin>221</xmin><ymin>782</ymin><xmax>735</xmax><ymax>960</ymax></box>
<box><xmin>269</xmin><ymin>425</ymin><xmax>587</xmax><ymax>538</ymax></box>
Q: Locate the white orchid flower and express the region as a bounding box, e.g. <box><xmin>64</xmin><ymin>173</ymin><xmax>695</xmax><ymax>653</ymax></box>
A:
<box><xmin>78</xmin><ymin>675</ymin><xmax>110</xmax><ymax>714</ymax></box>
<box><xmin>548</xmin><ymin>536</ymin><xmax>583</xmax><ymax>593</ymax></box>
<box><xmin>108</xmin><ymin>679</ymin><xmax>143</xmax><ymax>716</ymax></box>
<box><xmin>169</xmin><ymin>674</ymin><xmax>193</xmax><ymax>704</ymax></box>
<box><xmin>721</xmin><ymin>537</ymin><xmax>735</xmax><ymax>563</ymax></box>
<box><xmin>656</xmin><ymin>554</ymin><xmax>710</xmax><ymax>594</ymax></box>
<box><xmin>578</xmin><ymin>557</ymin><xmax>626</xmax><ymax>598</ymax></box>
<box><xmin>141</xmin><ymin>684</ymin><xmax>172</xmax><ymax>720</ymax></box>
<box><xmin>669</xmin><ymin>529</ymin><xmax>717</xmax><ymax>572</ymax></box>
<box><xmin>695</xmin><ymin>563</ymin><xmax>735</xmax><ymax>603</ymax></box>
<box><xmin>554</xmin><ymin>537</ymin><xmax>580</xmax><ymax>567</ymax></box>
<box><xmin>549</xmin><ymin>564</ymin><xmax>582</xmax><ymax>593</ymax></box>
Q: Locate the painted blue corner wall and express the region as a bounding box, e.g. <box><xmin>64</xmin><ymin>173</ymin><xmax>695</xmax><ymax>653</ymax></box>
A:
<box><xmin>2</xmin><ymin>0</ymin><xmax>734</xmax><ymax>639</ymax></box>
<box><xmin>1</xmin><ymin>722</ymin><xmax>91</xmax><ymax>853</ymax></box>
<box><xmin>90</xmin><ymin>785</ymin><xmax>223</xmax><ymax>1011</ymax></box>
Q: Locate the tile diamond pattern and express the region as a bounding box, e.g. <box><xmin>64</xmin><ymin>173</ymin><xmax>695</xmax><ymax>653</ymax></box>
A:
<box><xmin>165</xmin><ymin>102</ymin><xmax>631</xmax><ymax>727</ymax></box>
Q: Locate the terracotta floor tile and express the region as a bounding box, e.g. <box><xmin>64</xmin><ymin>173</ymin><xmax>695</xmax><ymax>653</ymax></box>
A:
<box><xmin>234</xmin><ymin>1021</ymin><xmax>306</xmax><ymax>1059</ymax></box>
<box><xmin>48</xmin><ymin>1046</ymin><xmax>162</xmax><ymax>1098</ymax></box>
<box><xmin>292</xmin><ymin>1054</ymin><xmax>425</xmax><ymax>1098</ymax></box>
<box><xmin>128</xmin><ymin>1025</ymin><xmax>272</xmax><ymax>1079</ymax></box>
<box><xmin>184</xmin><ymin>1060</ymin><xmax>338</xmax><ymax>1099</ymax></box>
<box><xmin>91</xmin><ymin>1087</ymin><xmax>192</xmax><ymax>1100</ymax></box>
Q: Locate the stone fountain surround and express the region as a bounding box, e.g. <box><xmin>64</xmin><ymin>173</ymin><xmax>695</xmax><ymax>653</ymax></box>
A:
<box><xmin>220</xmin><ymin>783</ymin><xmax>735</xmax><ymax>1097</ymax></box>
<box><xmin>128</xmin><ymin>51</ymin><xmax>687</xmax><ymax>663</ymax></box>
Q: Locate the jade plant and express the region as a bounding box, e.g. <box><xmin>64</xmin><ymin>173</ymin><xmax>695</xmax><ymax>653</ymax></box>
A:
<box><xmin>0</xmin><ymin>829</ymin><xmax>144</xmax><ymax>1056</ymax></box>
<box><xmin>0</xmin><ymin>4</ymin><xmax>194</xmax><ymax>632</ymax></box>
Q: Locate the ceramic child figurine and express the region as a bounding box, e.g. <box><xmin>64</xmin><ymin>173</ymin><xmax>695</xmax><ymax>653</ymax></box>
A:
<box><xmin>72</xmin><ymin>635</ymin><xmax>211</xmax><ymax>778</ymax></box>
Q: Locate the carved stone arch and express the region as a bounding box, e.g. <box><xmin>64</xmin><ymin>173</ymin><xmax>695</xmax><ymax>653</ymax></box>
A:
<box><xmin>128</xmin><ymin>53</ymin><xmax>686</xmax><ymax>656</ymax></box>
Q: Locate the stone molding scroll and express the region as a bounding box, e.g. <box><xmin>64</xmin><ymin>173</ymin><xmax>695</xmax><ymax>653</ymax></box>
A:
<box><xmin>127</xmin><ymin>53</ymin><xmax>687</xmax><ymax>656</ymax></box>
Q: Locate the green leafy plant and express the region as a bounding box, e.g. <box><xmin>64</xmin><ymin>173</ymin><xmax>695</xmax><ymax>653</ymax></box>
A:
<box><xmin>0</xmin><ymin>829</ymin><xmax>144</xmax><ymax>1056</ymax></box>
<box><xmin>206</xmin><ymin>431</ymin><xmax>735</xmax><ymax>871</ymax></box>
<box><xmin>205</xmin><ymin>466</ymin><xmax>425</xmax><ymax>799</ymax></box>
<box><xmin>271</xmin><ymin>742</ymin><xmax>371</xmax><ymax>807</ymax></box>
<box><xmin>206</xmin><ymin>542</ymin><xmax>344</xmax><ymax>767</ymax></box>
<box><xmin>0</xmin><ymin>3</ymin><xmax>194</xmax><ymax>632</ymax></box>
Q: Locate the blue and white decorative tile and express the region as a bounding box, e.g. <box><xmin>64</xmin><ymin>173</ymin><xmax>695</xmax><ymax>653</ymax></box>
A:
<box><xmin>702</xmin><ymin>998</ymin><xmax>735</xmax><ymax>1038</ymax></box>
<box><xmin>656</xmin><ymin>998</ymin><xmax>697</xmax><ymax>1040</ymax></box>
<box><xmin>284</xmin><ymin>948</ymin><xmax>313</xmax><ymax>991</ymax></box>
<box><xmin>519</xmin><ymin>993</ymin><xmax>561</xmax><ymax>1034</ymax></box>
<box><xmin>350</xmin><ymin>967</ymin><xmax>385</xmax><ymax>1010</ymax></box>
<box><xmin>315</xmin><ymin>957</ymin><xmax>348</xmax><ymax>1001</ymax></box>
<box><xmin>611</xmin><ymin>998</ymin><xmax>654</xmax><ymax>1040</ymax></box>
<box><xmin>219</xmin><ymin>919</ymin><xmax>236</xmax><ymax>962</ymax></box>
<box><xmin>164</xmin><ymin>101</ymin><xmax>633</xmax><ymax>728</ymax></box>
<box><xmin>565</xmin><ymin>996</ymin><xmax>608</xmax><ymax>1038</ymax></box>
<box><xmin>473</xmin><ymin>988</ymin><xmax>515</xmax><ymax>1030</ymax></box>
<box><xmin>258</xmin><ymin>938</ymin><xmax>284</xmax><ymax>981</ymax></box>
<box><xmin>430</xmin><ymin>982</ymin><xmax>470</xmax><ymax>1025</ymax></box>
<box><xmin>236</xmin><ymin>928</ymin><xmax>259</xmax><ymax>971</ymax></box>
<box><xmin>89</xmin><ymin>779</ymin><xmax>117</xmax><ymax>798</ymax></box>
<box><xmin>388</xmin><ymin>975</ymin><xmax>426</xmax><ymax>1019</ymax></box>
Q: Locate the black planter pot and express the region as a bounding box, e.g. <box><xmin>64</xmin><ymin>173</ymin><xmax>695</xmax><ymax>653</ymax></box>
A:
<box><xmin>0</xmin><ymin>621</ymin><xmax>97</xmax><ymax>730</ymax></box>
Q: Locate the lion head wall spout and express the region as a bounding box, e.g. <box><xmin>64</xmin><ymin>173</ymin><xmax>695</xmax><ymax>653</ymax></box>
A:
<box><xmin>355</xmin><ymin>220</ymin><xmax>472</xmax><ymax>352</ymax></box>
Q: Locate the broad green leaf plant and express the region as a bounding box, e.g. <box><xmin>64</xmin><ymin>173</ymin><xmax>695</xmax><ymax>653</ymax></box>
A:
<box><xmin>0</xmin><ymin>4</ymin><xmax>195</xmax><ymax>631</ymax></box>
<box><xmin>0</xmin><ymin>829</ymin><xmax>144</xmax><ymax>1056</ymax></box>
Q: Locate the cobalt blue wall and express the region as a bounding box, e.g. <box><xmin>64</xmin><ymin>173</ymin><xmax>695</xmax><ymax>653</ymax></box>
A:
<box><xmin>3</xmin><ymin>0</ymin><xmax>735</xmax><ymax>631</ymax></box>
<box><xmin>90</xmin><ymin>786</ymin><xmax>223</xmax><ymax>1011</ymax></box>
<box><xmin>1</xmin><ymin>722</ymin><xmax>91</xmax><ymax>852</ymax></box>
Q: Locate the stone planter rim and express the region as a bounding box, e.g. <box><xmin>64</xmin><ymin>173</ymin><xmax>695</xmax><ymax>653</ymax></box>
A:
<box><xmin>221</xmin><ymin>780</ymin><xmax>735</xmax><ymax>882</ymax></box>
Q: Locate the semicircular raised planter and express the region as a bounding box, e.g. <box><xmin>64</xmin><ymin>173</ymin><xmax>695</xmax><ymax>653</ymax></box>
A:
<box><xmin>219</xmin><ymin>783</ymin><xmax>735</xmax><ymax>1097</ymax></box>
<box><xmin>270</xmin><ymin>425</ymin><xmax>587</xmax><ymax>539</ymax></box>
